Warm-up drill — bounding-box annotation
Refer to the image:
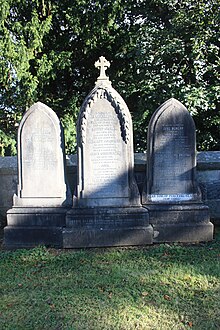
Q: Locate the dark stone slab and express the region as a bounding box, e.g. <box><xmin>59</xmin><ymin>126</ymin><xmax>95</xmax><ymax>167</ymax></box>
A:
<box><xmin>153</xmin><ymin>223</ymin><xmax>214</xmax><ymax>243</ymax></box>
<box><xmin>63</xmin><ymin>57</ymin><xmax>152</xmax><ymax>247</ymax></box>
<box><xmin>147</xmin><ymin>203</ymin><xmax>210</xmax><ymax>224</ymax></box>
<box><xmin>64</xmin><ymin>207</ymin><xmax>153</xmax><ymax>248</ymax></box>
<box><xmin>197</xmin><ymin>154</ymin><xmax>220</xmax><ymax>224</ymax></box>
<box><xmin>6</xmin><ymin>207</ymin><xmax>67</xmax><ymax>227</ymax></box>
<box><xmin>197</xmin><ymin>151</ymin><xmax>220</xmax><ymax>170</ymax></box>
<box><xmin>205</xmin><ymin>201</ymin><xmax>220</xmax><ymax>224</ymax></box>
<box><xmin>4</xmin><ymin>226</ymin><xmax>63</xmax><ymax>249</ymax></box>
<box><xmin>142</xmin><ymin>98</ymin><xmax>213</xmax><ymax>242</ymax></box>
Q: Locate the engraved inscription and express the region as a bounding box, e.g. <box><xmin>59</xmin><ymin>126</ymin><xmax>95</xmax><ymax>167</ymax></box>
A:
<box><xmin>154</xmin><ymin>124</ymin><xmax>193</xmax><ymax>189</ymax></box>
<box><xmin>150</xmin><ymin>194</ymin><xmax>194</xmax><ymax>202</ymax></box>
<box><xmin>20</xmin><ymin>107</ymin><xmax>64</xmax><ymax>198</ymax></box>
<box><xmin>145</xmin><ymin>99</ymin><xmax>197</xmax><ymax>203</ymax></box>
<box><xmin>151</xmin><ymin>110</ymin><xmax>195</xmax><ymax>197</ymax></box>
<box><xmin>84</xmin><ymin>99</ymin><xmax>128</xmax><ymax>198</ymax></box>
<box><xmin>23</xmin><ymin>127</ymin><xmax>58</xmax><ymax>170</ymax></box>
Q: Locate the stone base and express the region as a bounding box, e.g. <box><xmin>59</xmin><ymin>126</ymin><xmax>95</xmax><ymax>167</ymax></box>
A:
<box><xmin>144</xmin><ymin>203</ymin><xmax>214</xmax><ymax>243</ymax></box>
<box><xmin>4</xmin><ymin>226</ymin><xmax>63</xmax><ymax>249</ymax></box>
<box><xmin>152</xmin><ymin>223</ymin><xmax>214</xmax><ymax>243</ymax></box>
<box><xmin>4</xmin><ymin>207</ymin><xmax>69</xmax><ymax>249</ymax></box>
<box><xmin>63</xmin><ymin>207</ymin><xmax>153</xmax><ymax>248</ymax></box>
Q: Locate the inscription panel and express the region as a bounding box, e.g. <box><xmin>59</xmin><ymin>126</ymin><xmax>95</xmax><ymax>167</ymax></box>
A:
<box><xmin>148</xmin><ymin>100</ymin><xmax>196</xmax><ymax>201</ymax></box>
<box><xmin>21</xmin><ymin>108</ymin><xmax>64</xmax><ymax>198</ymax></box>
<box><xmin>84</xmin><ymin>99</ymin><xmax>128</xmax><ymax>198</ymax></box>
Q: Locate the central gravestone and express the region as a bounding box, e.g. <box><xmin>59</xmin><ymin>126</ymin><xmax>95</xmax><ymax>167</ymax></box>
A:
<box><xmin>63</xmin><ymin>57</ymin><xmax>153</xmax><ymax>247</ymax></box>
<box><xmin>142</xmin><ymin>98</ymin><xmax>213</xmax><ymax>242</ymax></box>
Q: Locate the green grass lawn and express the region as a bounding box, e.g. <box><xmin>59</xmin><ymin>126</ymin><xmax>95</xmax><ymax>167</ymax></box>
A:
<box><xmin>0</xmin><ymin>229</ymin><xmax>220</xmax><ymax>330</ymax></box>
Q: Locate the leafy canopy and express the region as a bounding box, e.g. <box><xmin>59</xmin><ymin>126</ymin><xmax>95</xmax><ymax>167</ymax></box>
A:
<box><xmin>0</xmin><ymin>0</ymin><xmax>219</xmax><ymax>155</ymax></box>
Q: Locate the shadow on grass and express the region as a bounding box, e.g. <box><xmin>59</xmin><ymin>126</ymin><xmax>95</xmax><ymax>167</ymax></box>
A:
<box><xmin>0</xmin><ymin>227</ymin><xmax>219</xmax><ymax>329</ymax></box>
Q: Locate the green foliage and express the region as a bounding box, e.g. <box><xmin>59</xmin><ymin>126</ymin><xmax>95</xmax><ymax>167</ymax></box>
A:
<box><xmin>0</xmin><ymin>129</ymin><xmax>16</xmax><ymax>156</ymax></box>
<box><xmin>0</xmin><ymin>231</ymin><xmax>220</xmax><ymax>329</ymax></box>
<box><xmin>0</xmin><ymin>0</ymin><xmax>219</xmax><ymax>155</ymax></box>
<box><xmin>0</xmin><ymin>0</ymin><xmax>52</xmax><ymax>155</ymax></box>
<box><xmin>60</xmin><ymin>113</ymin><xmax>77</xmax><ymax>155</ymax></box>
<box><xmin>113</xmin><ymin>0</ymin><xmax>220</xmax><ymax>151</ymax></box>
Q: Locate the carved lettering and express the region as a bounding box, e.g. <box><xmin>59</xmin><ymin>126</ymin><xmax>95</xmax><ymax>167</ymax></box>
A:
<box><xmin>84</xmin><ymin>99</ymin><xmax>128</xmax><ymax>197</ymax></box>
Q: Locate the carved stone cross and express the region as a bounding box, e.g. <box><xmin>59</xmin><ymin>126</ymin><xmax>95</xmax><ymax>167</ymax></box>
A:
<box><xmin>95</xmin><ymin>56</ymin><xmax>110</xmax><ymax>81</ymax></box>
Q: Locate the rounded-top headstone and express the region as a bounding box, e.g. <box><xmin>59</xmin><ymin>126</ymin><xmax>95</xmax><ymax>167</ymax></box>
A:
<box><xmin>142</xmin><ymin>98</ymin><xmax>200</xmax><ymax>203</ymax></box>
<box><xmin>15</xmin><ymin>101</ymin><xmax>70</xmax><ymax>206</ymax></box>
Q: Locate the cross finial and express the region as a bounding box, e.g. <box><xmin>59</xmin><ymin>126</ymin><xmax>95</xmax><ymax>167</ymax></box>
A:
<box><xmin>95</xmin><ymin>56</ymin><xmax>110</xmax><ymax>83</ymax></box>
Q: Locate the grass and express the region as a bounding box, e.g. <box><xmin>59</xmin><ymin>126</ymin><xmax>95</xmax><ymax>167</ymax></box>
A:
<box><xmin>0</xmin><ymin>229</ymin><xmax>220</xmax><ymax>330</ymax></box>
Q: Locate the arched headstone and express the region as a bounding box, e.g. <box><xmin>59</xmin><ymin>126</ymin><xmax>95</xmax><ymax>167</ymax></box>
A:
<box><xmin>142</xmin><ymin>98</ymin><xmax>213</xmax><ymax>242</ymax></box>
<box><xmin>63</xmin><ymin>57</ymin><xmax>153</xmax><ymax>248</ymax></box>
<box><xmin>4</xmin><ymin>102</ymin><xmax>72</xmax><ymax>248</ymax></box>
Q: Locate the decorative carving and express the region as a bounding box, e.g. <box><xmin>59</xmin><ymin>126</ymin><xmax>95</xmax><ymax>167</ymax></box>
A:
<box><xmin>95</xmin><ymin>56</ymin><xmax>110</xmax><ymax>82</ymax></box>
<box><xmin>79</xmin><ymin>86</ymin><xmax>130</xmax><ymax>144</ymax></box>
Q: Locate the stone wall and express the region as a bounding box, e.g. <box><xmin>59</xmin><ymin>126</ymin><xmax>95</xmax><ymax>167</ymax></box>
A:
<box><xmin>0</xmin><ymin>151</ymin><xmax>219</xmax><ymax>235</ymax></box>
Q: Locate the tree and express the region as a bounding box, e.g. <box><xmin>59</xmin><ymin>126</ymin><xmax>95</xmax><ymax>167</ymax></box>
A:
<box><xmin>0</xmin><ymin>0</ymin><xmax>52</xmax><ymax>155</ymax></box>
<box><xmin>0</xmin><ymin>0</ymin><xmax>219</xmax><ymax>155</ymax></box>
<box><xmin>112</xmin><ymin>0</ymin><xmax>220</xmax><ymax>151</ymax></box>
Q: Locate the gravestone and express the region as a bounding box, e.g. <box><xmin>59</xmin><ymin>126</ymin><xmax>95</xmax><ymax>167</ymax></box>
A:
<box><xmin>63</xmin><ymin>56</ymin><xmax>153</xmax><ymax>247</ymax></box>
<box><xmin>142</xmin><ymin>98</ymin><xmax>213</xmax><ymax>242</ymax></box>
<box><xmin>4</xmin><ymin>102</ymin><xmax>72</xmax><ymax>248</ymax></box>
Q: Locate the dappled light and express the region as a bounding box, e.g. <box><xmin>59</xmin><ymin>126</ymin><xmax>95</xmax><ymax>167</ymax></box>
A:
<box><xmin>0</xmin><ymin>231</ymin><xmax>220</xmax><ymax>329</ymax></box>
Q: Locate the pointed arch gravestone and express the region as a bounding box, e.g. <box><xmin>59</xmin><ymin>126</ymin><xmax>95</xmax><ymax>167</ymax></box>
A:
<box><xmin>142</xmin><ymin>98</ymin><xmax>213</xmax><ymax>242</ymax></box>
<box><xmin>63</xmin><ymin>57</ymin><xmax>153</xmax><ymax>247</ymax></box>
<box><xmin>4</xmin><ymin>102</ymin><xmax>72</xmax><ymax>248</ymax></box>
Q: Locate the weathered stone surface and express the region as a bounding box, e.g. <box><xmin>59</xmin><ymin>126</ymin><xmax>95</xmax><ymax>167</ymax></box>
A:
<box><xmin>64</xmin><ymin>207</ymin><xmax>153</xmax><ymax>248</ymax></box>
<box><xmin>14</xmin><ymin>102</ymin><xmax>71</xmax><ymax>207</ymax></box>
<box><xmin>4</xmin><ymin>226</ymin><xmax>63</xmax><ymax>249</ymax></box>
<box><xmin>142</xmin><ymin>98</ymin><xmax>214</xmax><ymax>242</ymax></box>
<box><xmin>0</xmin><ymin>156</ymin><xmax>17</xmax><ymax>231</ymax></box>
<box><xmin>153</xmin><ymin>223</ymin><xmax>214</xmax><ymax>243</ymax></box>
<box><xmin>4</xmin><ymin>102</ymin><xmax>71</xmax><ymax>249</ymax></box>
<box><xmin>197</xmin><ymin>151</ymin><xmax>220</xmax><ymax>224</ymax></box>
<box><xmin>197</xmin><ymin>151</ymin><xmax>220</xmax><ymax>170</ymax></box>
<box><xmin>5</xmin><ymin>207</ymin><xmax>67</xmax><ymax>248</ymax></box>
<box><xmin>63</xmin><ymin>57</ymin><xmax>153</xmax><ymax>247</ymax></box>
<box><xmin>76</xmin><ymin>86</ymin><xmax>140</xmax><ymax>208</ymax></box>
<box><xmin>143</xmin><ymin>98</ymin><xmax>199</xmax><ymax>203</ymax></box>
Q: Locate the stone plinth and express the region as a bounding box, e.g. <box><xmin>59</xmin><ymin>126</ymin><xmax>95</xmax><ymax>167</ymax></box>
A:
<box><xmin>64</xmin><ymin>207</ymin><xmax>152</xmax><ymax>248</ymax></box>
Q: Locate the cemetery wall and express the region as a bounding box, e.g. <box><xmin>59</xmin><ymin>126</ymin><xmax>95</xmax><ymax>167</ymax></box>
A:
<box><xmin>0</xmin><ymin>151</ymin><xmax>219</xmax><ymax>235</ymax></box>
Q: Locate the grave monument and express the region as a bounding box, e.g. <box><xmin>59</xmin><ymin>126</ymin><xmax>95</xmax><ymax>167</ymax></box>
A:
<box><xmin>142</xmin><ymin>98</ymin><xmax>213</xmax><ymax>242</ymax></box>
<box><xmin>63</xmin><ymin>56</ymin><xmax>153</xmax><ymax>247</ymax></box>
<box><xmin>4</xmin><ymin>102</ymin><xmax>72</xmax><ymax>248</ymax></box>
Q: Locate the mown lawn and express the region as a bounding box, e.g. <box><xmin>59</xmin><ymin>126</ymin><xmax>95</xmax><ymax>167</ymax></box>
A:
<box><xmin>0</xmin><ymin>229</ymin><xmax>220</xmax><ymax>330</ymax></box>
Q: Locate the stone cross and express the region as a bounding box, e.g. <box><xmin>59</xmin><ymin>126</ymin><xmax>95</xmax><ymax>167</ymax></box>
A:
<box><xmin>95</xmin><ymin>56</ymin><xmax>110</xmax><ymax>81</ymax></box>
